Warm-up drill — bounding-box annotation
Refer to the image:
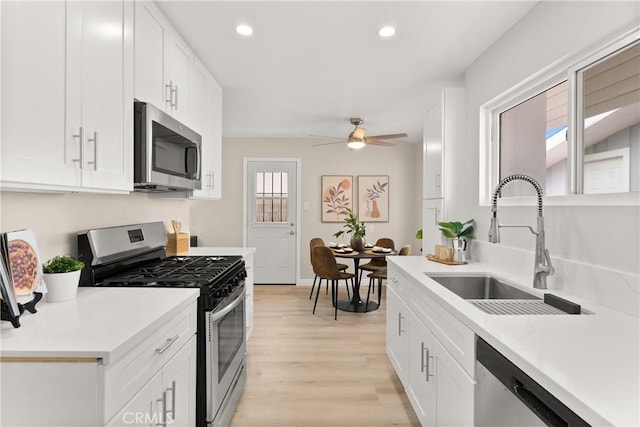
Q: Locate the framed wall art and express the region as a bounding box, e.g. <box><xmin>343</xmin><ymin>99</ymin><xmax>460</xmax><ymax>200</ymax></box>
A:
<box><xmin>321</xmin><ymin>175</ymin><xmax>353</xmax><ymax>222</ymax></box>
<box><xmin>358</xmin><ymin>175</ymin><xmax>389</xmax><ymax>222</ymax></box>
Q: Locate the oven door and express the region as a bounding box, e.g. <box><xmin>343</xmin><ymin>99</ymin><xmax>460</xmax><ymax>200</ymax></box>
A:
<box><xmin>206</xmin><ymin>288</ymin><xmax>246</xmax><ymax>424</ymax></box>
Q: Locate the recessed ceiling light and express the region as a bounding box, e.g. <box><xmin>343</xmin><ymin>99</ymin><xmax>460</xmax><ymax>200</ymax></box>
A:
<box><xmin>236</xmin><ymin>24</ymin><xmax>253</xmax><ymax>36</ymax></box>
<box><xmin>378</xmin><ymin>26</ymin><xmax>396</xmax><ymax>38</ymax></box>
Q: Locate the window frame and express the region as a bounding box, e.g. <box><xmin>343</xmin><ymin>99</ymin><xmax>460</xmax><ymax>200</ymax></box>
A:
<box><xmin>479</xmin><ymin>25</ymin><xmax>640</xmax><ymax>207</ymax></box>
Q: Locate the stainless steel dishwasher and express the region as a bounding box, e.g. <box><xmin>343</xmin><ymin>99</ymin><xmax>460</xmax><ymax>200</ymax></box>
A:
<box><xmin>475</xmin><ymin>337</ymin><xmax>590</xmax><ymax>427</ymax></box>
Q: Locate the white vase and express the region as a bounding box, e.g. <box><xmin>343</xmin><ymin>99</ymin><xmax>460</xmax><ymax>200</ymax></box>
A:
<box><xmin>43</xmin><ymin>270</ymin><xmax>81</xmax><ymax>302</ymax></box>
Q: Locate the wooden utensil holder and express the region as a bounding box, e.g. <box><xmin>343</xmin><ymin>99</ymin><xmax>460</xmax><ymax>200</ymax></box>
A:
<box><xmin>166</xmin><ymin>233</ymin><xmax>189</xmax><ymax>256</ymax></box>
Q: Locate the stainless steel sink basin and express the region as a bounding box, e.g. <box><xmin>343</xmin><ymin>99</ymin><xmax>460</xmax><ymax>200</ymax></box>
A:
<box><xmin>425</xmin><ymin>275</ymin><xmax>540</xmax><ymax>300</ymax></box>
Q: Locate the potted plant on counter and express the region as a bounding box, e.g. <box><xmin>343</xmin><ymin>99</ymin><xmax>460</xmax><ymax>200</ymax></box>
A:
<box><xmin>42</xmin><ymin>256</ymin><xmax>85</xmax><ymax>302</ymax></box>
<box><xmin>438</xmin><ymin>219</ymin><xmax>474</xmax><ymax>262</ymax></box>
<box><xmin>333</xmin><ymin>209</ymin><xmax>367</xmax><ymax>251</ymax></box>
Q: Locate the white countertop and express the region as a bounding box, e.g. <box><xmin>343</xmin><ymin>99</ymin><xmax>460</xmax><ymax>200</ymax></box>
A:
<box><xmin>188</xmin><ymin>246</ymin><xmax>255</xmax><ymax>258</ymax></box>
<box><xmin>389</xmin><ymin>255</ymin><xmax>639</xmax><ymax>427</ymax></box>
<box><xmin>0</xmin><ymin>287</ymin><xmax>199</xmax><ymax>364</ymax></box>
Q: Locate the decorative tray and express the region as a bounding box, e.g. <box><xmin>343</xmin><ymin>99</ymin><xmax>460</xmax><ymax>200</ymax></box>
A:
<box><xmin>426</xmin><ymin>254</ymin><xmax>467</xmax><ymax>265</ymax></box>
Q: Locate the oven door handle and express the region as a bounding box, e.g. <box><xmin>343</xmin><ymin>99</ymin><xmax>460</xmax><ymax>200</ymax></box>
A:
<box><xmin>210</xmin><ymin>288</ymin><xmax>246</xmax><ymax>323</ymax></box>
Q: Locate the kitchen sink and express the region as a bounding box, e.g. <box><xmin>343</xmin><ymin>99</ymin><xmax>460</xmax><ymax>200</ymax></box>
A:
<box><xmin>425</xmin><ymin>274</ymin><xmax>540</xmax><ymax>300</ymax></box>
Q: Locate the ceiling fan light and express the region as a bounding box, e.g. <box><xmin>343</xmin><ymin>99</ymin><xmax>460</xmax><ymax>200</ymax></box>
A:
<box><xmin>236</xmin><ymin>24</ymin><xmax>253</xmax><ymax>36</ymax></box>
<box><xmin>378</xmin><ymin>26</ymin><xmax>396</xmax><ymax>38</ymax></box>
<box><xmin>347</xmin><ymin>140</ymin><xmax>366</xmax><ymax>150</ymax></box>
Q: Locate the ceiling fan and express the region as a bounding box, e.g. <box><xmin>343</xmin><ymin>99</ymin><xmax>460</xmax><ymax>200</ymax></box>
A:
<box><xmin>313</xmin><ymin>118</ymin><xmax>408</xmax><ymax>150</ymax></box>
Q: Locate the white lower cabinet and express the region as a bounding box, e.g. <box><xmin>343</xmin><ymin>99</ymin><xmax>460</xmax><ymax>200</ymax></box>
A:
<box><xmin>387</xmin><ymin>263</ymin><xmax>475</xmax><ymax>427</ymax></box>
<box><xmin>0</xmin><ymin>302</ymin><xmax>197</xmax><ymax>427</ymax></box>
<box><xmin>107</xmin><ymin>335</ymin><xmax>196</xmax><ymax>427</ymax></box>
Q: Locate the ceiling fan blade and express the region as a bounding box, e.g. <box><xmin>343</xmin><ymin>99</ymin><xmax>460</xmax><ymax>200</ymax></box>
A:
<box><xmin>309</xmin><ymin>134</ymin><xmax>343</xmax><ymax>140</ymax></box>
<box><xmin>365</xmin><ymin>140</ymin><xmax>395</xmax><ymax>147</ymax></box>
<box><xmin>364</xmin><ymin>133</ymin><xmax>408</xmax><ymax>140</ymax></box>
<box><xmin>312</xmin><ymin>140</ymin><xmax>348</xmax><ymax>147</ymax></box>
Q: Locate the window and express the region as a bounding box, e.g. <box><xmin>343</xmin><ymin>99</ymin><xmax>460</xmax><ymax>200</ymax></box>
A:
<box><xmin>481</xmin><ymin>27</ymin><xmax>639</xmax><ymax>204</ymax></box>
<box><xmin>255</xmin><ymin>172</ymin><xmax>288</xmax><ymax>223</ymax></box>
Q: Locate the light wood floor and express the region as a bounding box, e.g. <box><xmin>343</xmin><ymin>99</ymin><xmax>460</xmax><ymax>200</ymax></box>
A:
<box><xmin>230</xmin><ymin>284</ymin><xmax>420</xmax><ymax>427</ymax></box>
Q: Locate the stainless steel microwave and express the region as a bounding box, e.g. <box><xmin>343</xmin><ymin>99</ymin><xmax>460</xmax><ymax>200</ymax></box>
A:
<box><xmin>134</xmin><ymin>101</ymin><xmax>202</xmax><ymax>192</ymax></box>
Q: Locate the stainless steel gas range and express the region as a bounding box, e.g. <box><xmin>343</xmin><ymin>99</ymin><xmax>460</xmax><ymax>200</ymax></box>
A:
<box><xmin>77</xmin><ymin>222</ymin><xmax>246</xmax><ymax>427</ymax></box>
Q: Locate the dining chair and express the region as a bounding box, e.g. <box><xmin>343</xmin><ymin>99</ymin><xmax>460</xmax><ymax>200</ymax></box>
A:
<box><xmin>358</xmin><ymin>237</ymin><xmax>395</xmax><ymax>292</ymax></box>
<box><xmin>365</xmin><ymin>245</ymin><xmax>411</xmax><ymax>311</ymax></box>
<box><xmin>311</xmin><ymin>246</ymin><xmax>355</xmax><ymax>320</ymax></box>
<box><xmin>309</xmin><ymin>237</ymin><xmax>349</xmax><ymax>299</ymax></box>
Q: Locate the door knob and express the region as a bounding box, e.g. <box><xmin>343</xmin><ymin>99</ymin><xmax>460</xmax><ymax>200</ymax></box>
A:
<box><xmin>290</xmin><ymin>231</ymin><xmax>295</xmax><ymax>235</ymax></box>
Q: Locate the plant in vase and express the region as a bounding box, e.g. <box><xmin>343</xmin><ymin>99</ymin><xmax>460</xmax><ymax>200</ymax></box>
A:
<box><xmin>333</xmin><ymin>209</ymin><xmax>367</xmax><ymax>251</ymax></box>
<box><xmin>438</xmin><ymin>220</ymin><xmax>474</xmax><ymax>262</ymax></box>
<box><xmin>42</xmin><ymin>256</ymin><xmax>85</xmax><ymax>302</ymax></box>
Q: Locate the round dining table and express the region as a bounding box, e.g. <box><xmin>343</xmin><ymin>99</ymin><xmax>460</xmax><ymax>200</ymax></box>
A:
<box><xmin>332</xmin><ymin>248</ymin><xmax>396</xmax><ymax>312</ymax></box>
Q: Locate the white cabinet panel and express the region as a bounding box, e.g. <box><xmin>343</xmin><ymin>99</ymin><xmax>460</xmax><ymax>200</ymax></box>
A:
<box><xmin>1</xmin><ymin>1</ymin><xmax>78</xmax><ymax>188</ymax></box>
<box><xmin>71</xmin><ymin>0</ymin><xmax>133</xmax><ymax>191</ymax></box>
<box><xmin>134</xmin><ymin>1</ymin><xmax>167</xmax><ymax>108</ymax></box>
<box><xmin>422</xmin><ymin>199</ymin><xmax>443</xmax><ymax>255</ymax></box>
<box><xmin>423</xmin><ymin>99</ymin><xmax>444</xmax><ymax>199</ymax></box>
<box><xmin>386</xmin><ymin>284</ymin><xmax>410</xmax><ymax>386</ymax></box>
<box><xmin>407</xmin><ymin>309</ymin><xmax>437</xmax><ymax>426</ymax></box>
<box><xmin>133</xmin><ymin>1</ymin><xmax>192</xmax><ymax>124</ymax></box>
<box><xmin>166</xmin><ymin>34</ymin><xmax>192</xmax><ymax>124</ymax></box>
<box><xmin>190</xmin><ymin>57</ymin><xmax>222</xmax><ymax>200</ymax></box>
<box><xmin>422</xmin><ymin>87</ymin><xmax>465</xmax><ymax>200</ymax></box>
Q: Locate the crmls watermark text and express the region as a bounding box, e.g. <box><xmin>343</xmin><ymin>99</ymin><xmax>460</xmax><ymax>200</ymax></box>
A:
<box><xmin>122</xmin><ymin>412</ymin><xmax>174</xmax><ymax>425</ymax></box>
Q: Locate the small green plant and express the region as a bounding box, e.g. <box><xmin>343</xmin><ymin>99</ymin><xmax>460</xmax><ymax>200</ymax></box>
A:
<box><xmin>333</xmin><ymin>209</ymin><xmax>366</xmax><ymax>239</ymax></box>
<box><xmin>42</xmin><ymin>256</ymin><xmax>85</xmax><ymax>274</ymax></box>
<box><xmin>438</xmin><ymin>219</ymin><xmax>475</xmax><ymax>240</ymax></box>
<box><xmin>415</xmin><ymin>229</ymin><xmax>423</xmax><ymax>239</ymax></box>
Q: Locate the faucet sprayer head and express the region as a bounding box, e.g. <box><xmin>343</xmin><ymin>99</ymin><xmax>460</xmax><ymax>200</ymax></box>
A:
<box><xmin>488</xmin><ymin>216</ymin><xmax>500</xmax><ymax>243</ymax></box>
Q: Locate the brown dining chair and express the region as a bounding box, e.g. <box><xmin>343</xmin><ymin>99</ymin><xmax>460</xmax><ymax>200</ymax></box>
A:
<box><xmin>365</xmin><ymin>245</ymin><xmax>411</xmax><ymax>311</ymax></box>
<box><xmin>309</xmin><ymin>237</ymin><xmax>349</xmax><ymax>299</ymax></box>
<box><xmin>311</xmin><ymin>246</ymin><xmax>355</xmax><ymax>320</ymax></box>
<box><xmin>358</xmin><ymin>237</ymin><xmax>395</xmax><ymax>292</ymax></box>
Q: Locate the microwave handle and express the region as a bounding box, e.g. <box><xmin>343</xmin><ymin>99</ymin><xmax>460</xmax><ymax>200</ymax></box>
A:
<box><xmin>185</xmin><ymin>145</ymin><xmax>200</xmax><ymax>179</ymax></box>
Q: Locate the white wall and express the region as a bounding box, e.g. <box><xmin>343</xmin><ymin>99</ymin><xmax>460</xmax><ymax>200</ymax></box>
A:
<box><xmin>461</xmin><ymin>1</ymin><xmax>640</xmax><ymax>315</ymax></box>
<box><xmin>190</xmin><ymin>137</ymin><xmax>423</xmax><ymax>281</ymax></box>
<box><xmin>0</xmin><ymin>191</ymin><xmax>190</xmax><ymax>262</ymax></box>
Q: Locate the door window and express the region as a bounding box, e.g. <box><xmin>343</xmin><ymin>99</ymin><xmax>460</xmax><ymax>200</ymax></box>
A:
<box><xmin>255</xmin><ymin>172</ymin><xmax>289</xmax><ymax>223</ymax></box>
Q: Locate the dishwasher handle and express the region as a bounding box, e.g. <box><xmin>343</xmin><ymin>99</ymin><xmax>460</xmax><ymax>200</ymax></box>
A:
<box><xmin>512</xmin><ymin>378</ymin><xmax>565</xmax><ymax>427</ymax></box>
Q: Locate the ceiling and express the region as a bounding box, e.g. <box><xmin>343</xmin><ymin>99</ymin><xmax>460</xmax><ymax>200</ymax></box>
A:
<box><xmin>157</xmin><ymin>1</ymin><xmax>539</xmax><ymax>144</ymax></box>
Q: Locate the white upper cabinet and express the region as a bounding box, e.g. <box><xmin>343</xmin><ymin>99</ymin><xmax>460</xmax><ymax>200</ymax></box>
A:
<box><xmin>191</xmin><ymin>56</ymin><xmax>222</xmax><ymax>200</ymax></box>
<box><xmin>134</xmin><ymin>1</ymin><xmax>192</xmax><ymax>125</ymax></box>
<box><xmin>423</xmin><ymin>88</ymin><xmax>466</xmax><ymax>200</ymax></box>
<box><xmin>1</xmin><ymin>0</ymin><xmax>133</xmax><ymax>193</ymax></box>
<box><xmin>133</xmin><ymin>1</ymin><xmax>168</xmax><ymax>109</ymax></box>
<box><xmin>1</xmin><ymin>1</ymin><xmax>77</xmax><ymax>189</ymax></box>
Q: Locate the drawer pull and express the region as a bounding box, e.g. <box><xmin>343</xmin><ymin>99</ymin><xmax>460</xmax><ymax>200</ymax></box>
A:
<box><xmin>155</xmin><ymin>335</ymin><xmax>179</xmax><ymax>355</ymax></box>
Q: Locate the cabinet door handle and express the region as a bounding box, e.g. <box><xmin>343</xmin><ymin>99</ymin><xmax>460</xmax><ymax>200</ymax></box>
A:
<box><xmin>436</xmin><ymin>172</ymin><xmax>441</xmax><ymax>190</ymax></box>
<box><xmin>72</xmin><ymin>127</ymin><xmax>84</xmax><ymax>168</ymax></box>
<box><xmin>210</xmin><ymin>171</ymin><xmax>215</xmax><ymax>190</ymax></box>
<box><xmin>166</xmin><ymin>80</ymin><xmax>173</xmax><ymax>106</ymax></box>
<box><xmin>156</xmin><ymin>393</ymin><xmax>166</xmax><ymax>427</ymax></box>
<box><xmin>420</xmin><ymin>342</ymin><xmax>426</xmax><ymax>373</ymax></box>
<box><xmin>155</xmin><ymin>335</ymin><xmax>179</xmax><ymax>355</ymax></box>
<box><xmin>398</xmin><ymin>312</ymin><xmax>404</xmax><ymax>336</ymax></box>
<box><xmin>173</xmin><ymin>85</ymin><xmax>178</xmax><ymax>109</ymax></box>
<box><xmin>425</xmin><ymin>349</ymin><xmax>435</xmax><ymax>382</ymax></box>
<box><xmin>87</xmin><ymin>131</ymin><xmax>97</xmax><ymax>170</ymax></box>
<box><xmin>165</xmin><ymin>380</ymin><xmax>176</xmax><ymax>422</ymax></box>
